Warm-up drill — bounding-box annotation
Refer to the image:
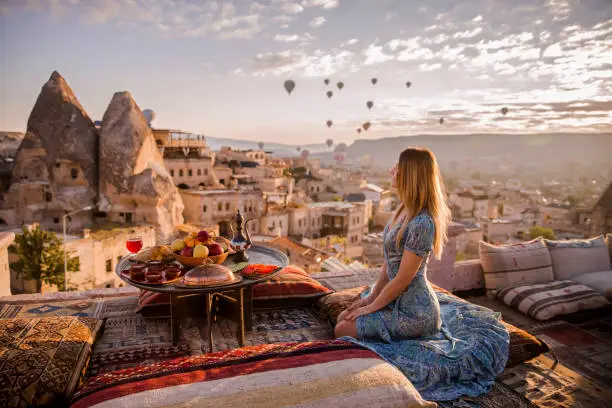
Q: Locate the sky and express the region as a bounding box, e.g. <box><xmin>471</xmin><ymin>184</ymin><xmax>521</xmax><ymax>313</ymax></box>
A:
<box><xmin>0</xmin><ymin>0</ymin><xmax>611</xmax><ymax>145</ymax></box>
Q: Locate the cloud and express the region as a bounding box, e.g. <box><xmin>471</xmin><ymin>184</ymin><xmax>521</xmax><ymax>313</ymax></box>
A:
<box><xmin>281</xmin><ymin>2</ymin><xmax>304</xmax><ymax>14</ymax></box>
<box><xmin>274</xmin><ymin>32</ymin><xmax>314</xmax><ymax>42</ymax></box>
<box><xmin>309</xmin><ymin>16</ymin><xmax>326</xmax><ymax>28</ymax></box>
<box><xmin>363</xmin><ymin>44</ymin><xmax>395</xmax><ymax>65</ymax></box>
<box><xmin>301</xmin><ymin>0</ymin><xmax>340</xmax><ymax>9</ymax></box>
<box><xmin>246</xmin><ymin>48</ymin><xmax>353</xmax><ymax>77</ymax></box>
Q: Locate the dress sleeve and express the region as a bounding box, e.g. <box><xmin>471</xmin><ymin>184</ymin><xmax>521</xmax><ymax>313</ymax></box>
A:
<box><xmin>404</xmin><ymin>215</ymin><xmax>435</xmax><ymax>258</ymax></box>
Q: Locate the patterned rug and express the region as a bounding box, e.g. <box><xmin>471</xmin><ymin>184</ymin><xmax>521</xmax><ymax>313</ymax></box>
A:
<box><xmin>438</xmin><ymin>381</ymin><xmax>538</xmax><ymax>408</ymax></box>
<box><xmin>529</xmin><ymin>318</ymin><xmax>612</xmax><ymax>388</ymax></box>
<box><xmin>0</xmin><ymin>299</ymin><xmax>103</xmax><ymax>318</ymax></box>
<box><xmin>500</xmin><ymin>357</ymin><xmax>610</xmax><ymax>408</ymax></box>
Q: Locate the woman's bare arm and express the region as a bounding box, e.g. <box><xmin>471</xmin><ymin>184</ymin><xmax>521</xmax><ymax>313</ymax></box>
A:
<box><xmin>363</xmin><ymin>250</ymin><xmax>423</xmax><ymax>312</ymax></box>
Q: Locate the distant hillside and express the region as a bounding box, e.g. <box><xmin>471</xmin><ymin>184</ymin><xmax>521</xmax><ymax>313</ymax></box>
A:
<box><xmin>205</xmin><ymin>136</ymin><xmax>328</xmax><ymax>157</ymax></box>
<box><xmin>313</xmin><ymin>133</ymin><xmax>612</xmax><ymax>170</ymax></box>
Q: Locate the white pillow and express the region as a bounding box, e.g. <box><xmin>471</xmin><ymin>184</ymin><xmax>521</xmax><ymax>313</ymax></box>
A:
<box><xmin>544</xmin><ymin>235</ymin><xmax>611</xmax><ymax>280</ymax></box>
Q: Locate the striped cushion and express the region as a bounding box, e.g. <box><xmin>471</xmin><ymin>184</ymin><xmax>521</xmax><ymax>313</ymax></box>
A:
<box><xmin>479</xmin><ymin>239</ymin><xmax>554</xmax><ymax>292</ymax></box>
<box><xmin>70</xmin><ymin>340</ymin><xmax>435</xmax><ymax>408</ymax></box>
<box><xmin>544</xmin><ymin>235</ymin><xmax>611</xmax><ymax>280</ymax></box>
<box><xmin>497</xmin><ymin>280</ymin><xmax>611</xmax><ymax>320</ymax></box>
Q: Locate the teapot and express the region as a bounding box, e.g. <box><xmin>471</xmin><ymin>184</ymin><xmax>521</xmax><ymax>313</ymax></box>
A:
<box><xmin>230</xmin><ymin>210</ymin><xmax>253</xmax><ymax>262</ymax></box>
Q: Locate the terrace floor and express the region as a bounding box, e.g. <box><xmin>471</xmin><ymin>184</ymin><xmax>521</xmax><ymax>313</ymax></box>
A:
<box><xmin>2</xmin><ymin>269</ymin><xmax>611</xmax><ymax>408</ymax></box>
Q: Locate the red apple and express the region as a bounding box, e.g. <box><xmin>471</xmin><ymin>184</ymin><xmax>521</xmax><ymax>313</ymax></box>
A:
<box><xmin>207</xmin><ymin>243</ymin><xmax>223</xmax><ymax>256</ymax></box>
<box><xmin>180</xmin><ymin>247</ymin><xmax>194</xmax><ymax>257</ymax></box>
<box><xmin>197</xmin><ymin>230</ymin><xmax>210</xmax><ymax>242</ymax></box>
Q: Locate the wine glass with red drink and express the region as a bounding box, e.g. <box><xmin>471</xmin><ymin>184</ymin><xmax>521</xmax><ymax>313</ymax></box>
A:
<box><xmin>126</xmin><ymin>237</ymin><xmax>143</xmax><ymax>255</ymax></box>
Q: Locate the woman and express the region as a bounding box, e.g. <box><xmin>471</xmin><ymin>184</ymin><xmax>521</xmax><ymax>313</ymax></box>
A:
<box><xmin>335</xmin><ymin>147</ymin><xmax>449</xmax><ymax>340</ymax></box>
<box><xmin>335</xmin><ymin>147</ymin><xmax>509</xmax><ymax>401</ymax></box>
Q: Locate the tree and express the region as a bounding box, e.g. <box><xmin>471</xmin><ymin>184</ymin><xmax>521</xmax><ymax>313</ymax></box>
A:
<box><xmin>9</xmin><ymin>226</ymin><xmax>79</xmax><ymax>292</ymax></box>
<box><xmin>529</xmin><ymin>226</ymin><xmax>556</xmax><ymax>240</ymax></box>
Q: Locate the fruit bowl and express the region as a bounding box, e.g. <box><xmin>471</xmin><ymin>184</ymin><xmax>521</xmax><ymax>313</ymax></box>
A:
<box><xmin>173</xmin><ymin>236</ymin><xmax>235</xmax><ymax>267</ymax></box>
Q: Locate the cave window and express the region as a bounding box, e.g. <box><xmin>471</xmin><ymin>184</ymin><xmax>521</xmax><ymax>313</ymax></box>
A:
<box><xmin>53</xmin><ymin>218</ymin><xmax>59</xmax><ymax>224</ymax></box>
<box><xmin>225</xmin><ymin>202</ymin><xmax>230</xmax><ymax>211</ymax></box>
<box><xmin>218</xmin><ymin>202</ymin><xmax>222</xmax><ymax>211</ymax></box>
<box><xmin>203</xmin><ymin>205</ymin><xmax>207</xmax><ymax>213</ymax></box>
<box><xmin>197</xmin><ymin>169</ymin><xmax>202</xmax><ymax>176</ymax></box>
<box><xmin>188</xmin><ymin>169</ymin><xmax>193</xmax><ymax>177</ymax></box>
<box><xmin>170</xmin><ymin>169</ymin><xmax>174</xmax><ymax>177</ymax></box>
<box><xmin>45</xmin><ymin>192</ymin><xmax>52</xmax><ymax>202</ymax></box>
<box><xmin>70</xmin><ymin>168</ymin><xmax>78</xmax><ymax>180</ymax></box>
<box><xmin>179</xmin><ymin>169</ymin><xmax>184</xmax><ymax>177</ymax></box>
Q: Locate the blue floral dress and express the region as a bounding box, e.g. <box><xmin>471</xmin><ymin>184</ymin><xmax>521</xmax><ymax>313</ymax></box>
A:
<box><xmin>343</xmin><ymin>211</ymin><xmax>509</xmax><ymax>401</ymax></box>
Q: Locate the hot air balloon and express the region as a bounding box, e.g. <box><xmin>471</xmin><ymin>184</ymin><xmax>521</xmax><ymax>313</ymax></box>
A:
<box><xmin>326</xmin><ymin>90</ymin><xmax>333</xmax><ymax>99</ymax></box>
<box><xmin>406</xmin><ymin>81</ymin><xmax>412</xmax><ymax>88</ymax></box>
<box><xmin>326</xmin><ymin>138</ymin><xmax>333</xmax><ymax>148</ymax></box>
<box><xmin>337</xmin><ymin>81</ymin><xmax>344</xmax><ymax>90</ymax></box>
<box><xmin>258</xmin><ymin>142</ymin><xmax>264</xmax><ymax>150</ymax></box>
<box><xmin>366</xmin><ymin>101</ymin><xmax>373</xmax><ymax>110</ymax></box>
<box><xmin>324</xmin><ymin>78</ymin><xmax>330</xmax><ymax>86</ymax></box>
<box><xmin>357</xmin><ymin>128</ymin><xmax>362</xmax><ymax>134</ymax></box>
<box><xmin>284</xmin><ymin>80</ymin><xmax>296</xmax><ymax>95</ymax></box>
<box><xmin>501</xmin><ymin>107</ymin><xmax>509</xmax><ymax>116</ymax></box>
<box><xmin>363</xmin><ymin>121</ymin><xmax>371</xmax><ymax>131</ymax></box>
<box><xmin>142</xmin><ymin>109</ymin><xmax>156</xmax><ymax>127</ymax></box>
<box><xmin>326</xmin><ymin>120</ymin><xmax>333</xmax><ymax>128</ymax></box>
<box><xmin>371</xmin><ymin>78</ymin><xmax>378</xmax><ymax>85</ymax></box>
<box><xmin>301</xmin><ymin>150</ymin><xmax>310</xmax><ymax>159</ymax></box>
<box><xmin>439</xmin><ymin>118</ymin><xmax>444</xmax><ymax>125</ymax></box>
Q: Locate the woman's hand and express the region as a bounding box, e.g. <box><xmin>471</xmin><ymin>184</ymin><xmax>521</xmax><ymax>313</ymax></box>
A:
<box><xmin>344</xmin><ymin>305</ymin><xmax>374</xmax><ymax>321</ymax></box>
<box><xmin>347</xmin><ymin>295</ymin><xmax>373</xmax><ymax>312</ymax></box>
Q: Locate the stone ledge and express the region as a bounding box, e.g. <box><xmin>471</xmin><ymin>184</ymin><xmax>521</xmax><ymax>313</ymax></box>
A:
<box><xmin>0</xmin><ymin>286</ymin><xmax>139</xmax><ymax>304</ymax></box>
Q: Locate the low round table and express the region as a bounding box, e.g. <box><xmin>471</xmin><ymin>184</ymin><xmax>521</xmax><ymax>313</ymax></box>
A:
<box><xmin>116</xmin><ymin>245</ymin><xmax>289</xmax><ymax>351</ymax></box>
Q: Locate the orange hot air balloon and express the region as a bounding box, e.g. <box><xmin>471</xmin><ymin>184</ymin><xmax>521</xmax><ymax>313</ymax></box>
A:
<box><xmin>439</xmin><ymin>118</ymin><xmax>444</xmax><ymax>125</ymax></box>
<box><xmin>366</xmin><ymin>101</ymin><xmax>373</xmax><ymax>110</ymax></box>
<box><xmin>326</xmin><ymin>90</ymin><xmax>333</xmax><ymax>99</ymax></box>
<box><xmin>363</xmin><ymin>121</ymin><xmax>371</xmax><ymax>131</ymax></box>
<box><xmin>371</xmin><ymin>78</ymin><xmax>378</xmax><ymax>85</ymax></box>
<box><xmin>326</xmin><ymin>120</ymin><xmax>333</xmax><ymax>128</ymax></box>
<box><xmin>337</xmin><ymin>81</ymin><xmax>344</xmax><ymax>90</ymax></box>
<box><xmin>406</xmin><ymin>81</ymin><xmax>412</xmax><ymax>88</ymax></box>
<box><xmin>283</xmin><ymin>80</ymin><xmax>295</xmax><ymax>95</ymax></box>
<box><xmin>357</xmin><ymin>128</ymin><xmax>362</xmax><ymax>134</ymax></box>
<box><xmin>501</xmin><ymin>107</ymin><xmax>509</xmax><ymax>115</ymax></box>
<box><xmin>324</xmin><ymin>78</ymin><xmax>330</xmax><ymax>86</ymax></box>
<box><xmin>326</xmin><ymin>138</ymin><xmax>333</xmax><ymax>148</ymax></box>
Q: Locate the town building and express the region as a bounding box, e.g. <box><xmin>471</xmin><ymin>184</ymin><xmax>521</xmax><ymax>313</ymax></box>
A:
<box><xmin>0</xmin><ymin>231</ymin><xmax>15</xmax><ymax>296</ymax></box>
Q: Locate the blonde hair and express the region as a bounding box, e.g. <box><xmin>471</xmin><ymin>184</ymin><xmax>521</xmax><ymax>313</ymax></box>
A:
<box><xmin>392</xmin><ymin>147</ymin><xmax>451</xmax><ymax>259</ymax></box>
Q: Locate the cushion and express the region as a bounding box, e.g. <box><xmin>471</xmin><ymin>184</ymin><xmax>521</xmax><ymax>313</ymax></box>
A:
<box><xmin>607</xmin><ymin>233</ymin><xmax>612</xmax><ymax>262</ymax></box>
<box><xmin>316</xmin><ymin>284</ymin><xmax>549</xmax><ymax>368</ymax></box>
<box><xmin>253</xmin><ymin>265</ymin><xmax>333</xmax><ymax>308</ymax></box>
<box><xmin>497</xmin><ymin>280</ymin><xmax>611</xmax><ymax>320</ymax></box>
<box><xmin>70</xmin><ymin>340</ymin><xmax>436</xmax><ymax>408</ymax></box>
<box><xmin>0</xmin><ymin>316</ymin><xmax>104</xmax><ymax>407</ymax></box>
<box><xmin>317</xmin><ymin>285</ymin><xmax>369</xmax><ymax>324</ymax></box>
<box><xmin>479</xmin><ymin>238</ymin><xmax>554</xmax><ymax>293</ymax></box>
<box><xmin>544</xmin><ymin>235</ymin><xmax>611</xmax><ymax>280</ymax></box>
<box><xmin>572</xmin><ymin>270</ymin><xmax>612</xmax><ymax>299</ymax></box>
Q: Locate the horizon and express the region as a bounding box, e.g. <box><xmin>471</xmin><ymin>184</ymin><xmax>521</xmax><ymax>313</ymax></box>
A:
<box><xmin>1</xmin><ymin>0</ymin><xmax>611</xmax><ymax>144</ymax></box>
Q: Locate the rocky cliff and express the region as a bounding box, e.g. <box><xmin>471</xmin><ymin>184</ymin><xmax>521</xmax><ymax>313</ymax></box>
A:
<box><xmin>3</xmin><ymin>72</ymin><xmax>98</xmax><ymax>225</ymax></box>
<box><xmin>98</xmin><ymin>92</ymin><xmax>184</xmax><ymax>241</ymax></box>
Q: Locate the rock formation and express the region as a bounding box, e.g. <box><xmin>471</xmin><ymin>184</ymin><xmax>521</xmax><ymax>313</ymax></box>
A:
<box><xmin>2</xmin><ymin>71</ymin><xmax>99</xmax><ymax>227</ymax></box>
<box><xmin>98</xmin><ymin>92</ymin><xmax>184</xmax><ymax>241</ymax></box>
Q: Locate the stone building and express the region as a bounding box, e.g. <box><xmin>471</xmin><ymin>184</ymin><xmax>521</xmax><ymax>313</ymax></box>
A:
<box><xmin>0</xmin><ymin>232</ymin><xmax>15</xmax><ymax>296</ymax></box>
<box><xmin>180</xmin><ymin>189</ymin><xmax>262</xmax><ymax>237</ymax></box>
<box><xmin>153</xmin><ymin>129</ymin><xmax>220</xmax><ymax>189</ymax></box>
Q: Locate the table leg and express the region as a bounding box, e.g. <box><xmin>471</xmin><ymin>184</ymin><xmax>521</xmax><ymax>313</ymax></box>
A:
<box><xmin>236</xmin><ymin>288</ymin><xmax>245</xmax><ymax>347</ymax></box>
<box><xmin>170</xmin><ymin>294</ymin><xmax>179</xmax><ymax>346</ymax></box>
<box><xmin>206</xmin><ymin>293</ymin><xmax>214</xmax><ymax>352</ymax></box>
<box><xmin>244</xmin><ymin>285</ymin><xmax>254</xmax><ymax>331</ymax></box>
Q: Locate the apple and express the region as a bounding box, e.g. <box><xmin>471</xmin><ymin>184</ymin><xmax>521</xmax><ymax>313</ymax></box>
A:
<box><xmin>180</xmin><ymin>247</ymin><xmax>194</xmax><ymax>257</ymax></box>
<box><xmin>193</xmin><ymin>244</ymin><xmax>209</xmax><ymax>258</ymax></box>
<box><xmin>197</xmin><ymin>230</ymin><xmax>210</xmax><ymax>242</ymax></box>
<box><xmin>171</xmin><ymin>239</ymin><xmax>185</xmax><ymax>252</ymax></box>
<box><xmin>207</xmin><ymin>243</ymin><xmax>223</xmax><ymax>257</ymax></box>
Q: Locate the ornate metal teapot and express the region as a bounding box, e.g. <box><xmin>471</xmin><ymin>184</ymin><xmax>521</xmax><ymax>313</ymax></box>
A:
<box><xmin>230</xmin><ymin>210</ymin><xmax>253</xmax><ymax>262</ymax></box>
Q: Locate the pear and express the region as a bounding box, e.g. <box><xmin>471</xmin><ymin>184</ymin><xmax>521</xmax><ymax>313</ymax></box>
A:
<box><xmin>171</xmin><ymin>239</ymin><xmax>185</xmax><ymax>252</ymax></box>
<box><xmin>193</xmin><ymin>244</ymin><xmax>209</xmax><ymax>259</ymax></box>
